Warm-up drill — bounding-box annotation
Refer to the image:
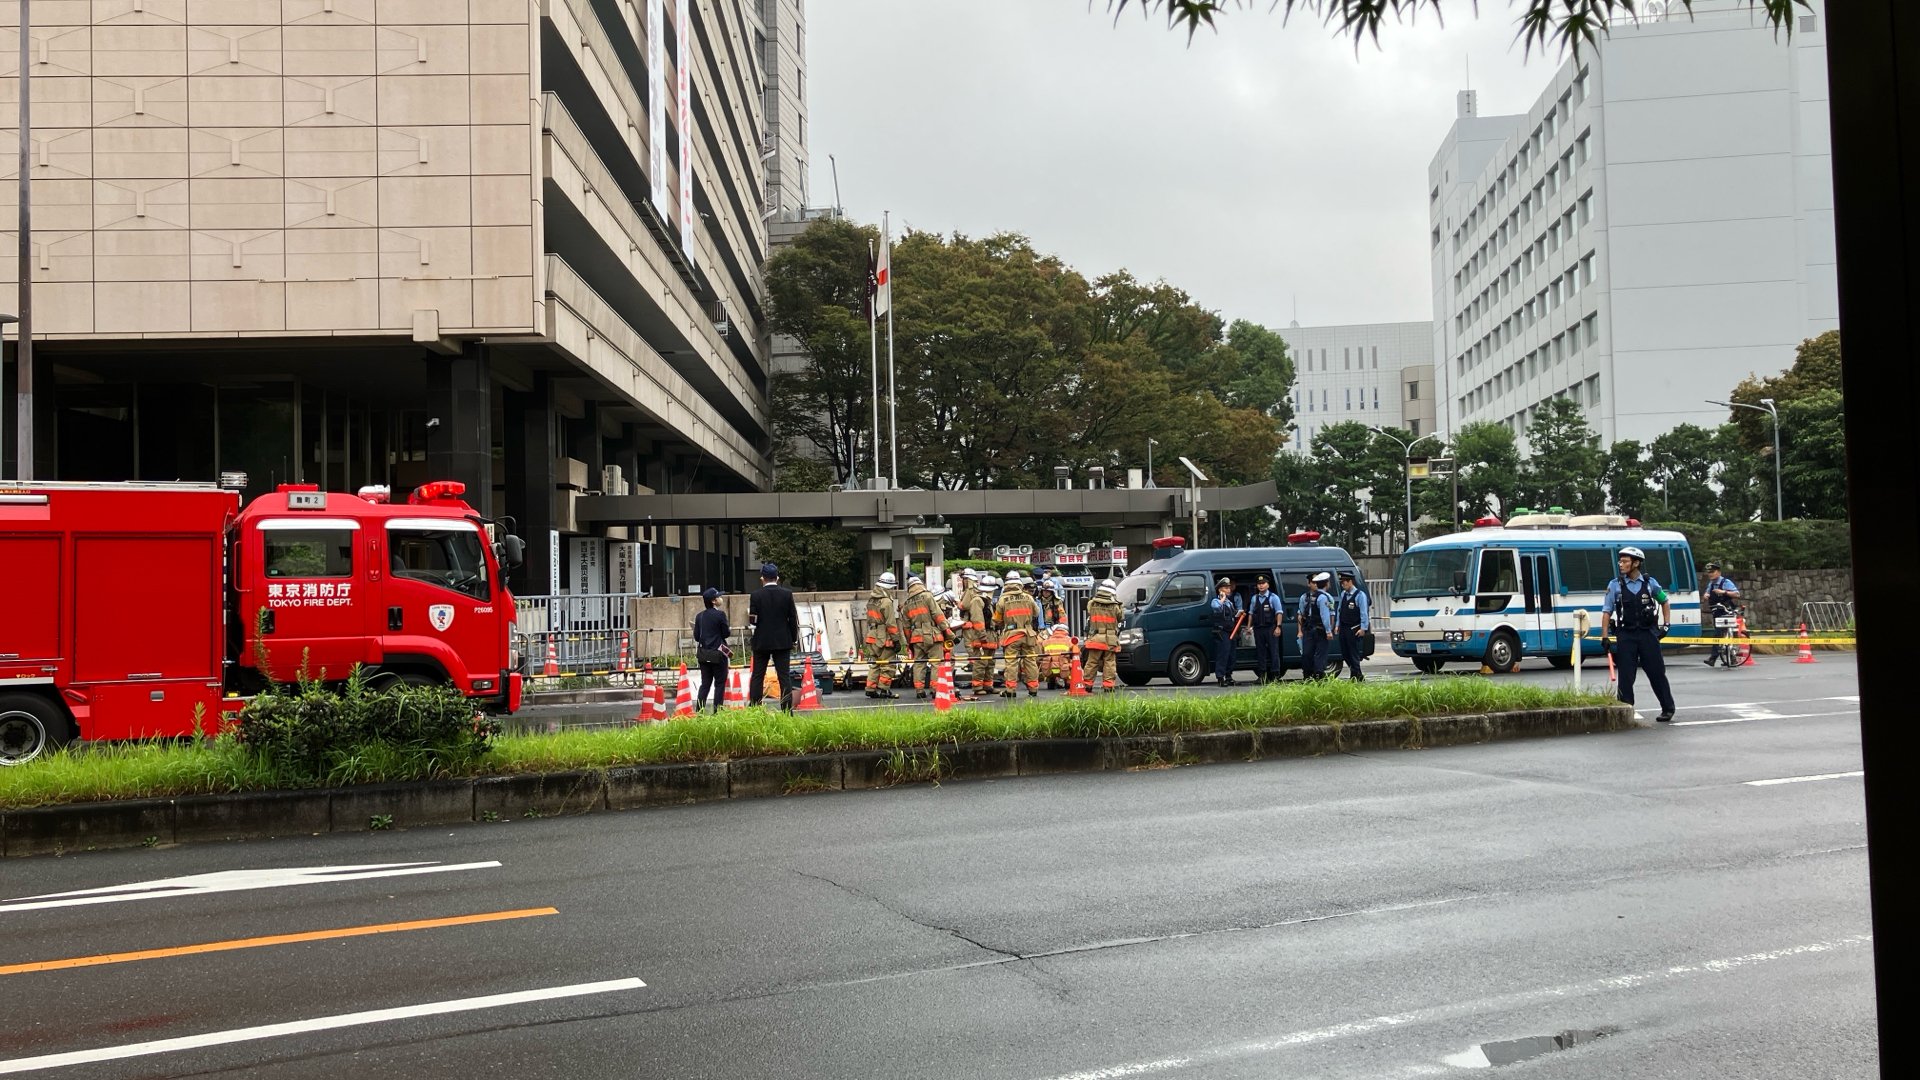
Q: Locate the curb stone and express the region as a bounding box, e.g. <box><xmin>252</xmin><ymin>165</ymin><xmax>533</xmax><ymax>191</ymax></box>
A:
<box><xmin>2</xmin><ymin>706</ymin><xmax>1637</xmax><ymax>858</ymax></box>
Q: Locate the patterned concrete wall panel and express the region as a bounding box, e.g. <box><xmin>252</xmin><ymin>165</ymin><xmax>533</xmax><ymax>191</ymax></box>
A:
<box><xmin>94</xmin><ymin>76</ymin><xmax>190</xmax><ymax>126</ymax></box>
<box><xmin>287</xmin><ymin>175</ymin><xmax>375</xmax><ymax>225</ymax></box>
<box><xmin>471</xmin><ymin>223</ymin><xmax>528</xmax><ymax>277</ymax></box>
<box><xmin>468</xmin><ymin>0</ymin><xmax>526</xmax><ymax>24</ymax></box>
<box><xmin>0</xmin><ymin>0</ymin><xmax>96</xmax><ymax>26</ymax></box>
<box><xmin>96</xmin><ymin>280</ymin><xmax>190</xmax><ymax>331</ymax></box>
<box><xmin>190</xmin><ymin>176</ymin><xmax>285</xmax><ymax>228</ymax></box>
<box><xmin>468</xmin><ymin>72</ymin><xmax>524</xmax><ymax>124</ymax></box>
<box><xmin>0</xmin><ymin>178</ymin><xmax>96</xmax><ymax>231</ymax></box>
<box><xmin>469</xmin><ymin>23</ymin><xmax>526</xmax><ymax>74</ymax></box>
<box><xmin>380</xmin><ymin>276</ymin><xmax>471</xmax><ymax>329</ymax></box>
<box><xmin>283</xmin><ymin>124</ymin><xmax>373</xmax><ymax>175</ymax></box>
<box><xmin>283</xmin><ymin>222</ymin><xmax>375</xmax><ymax>277</ymax></box>
<box><xmin>94</xmin><ymin>177</ymin><xmax>189</xmax><ymax>227</ymax></box>
<box><xmin>377</xmin><ymin>124</ymin><xmax>469</xmax><ymax>175</ymax></box>
<box><xmin>282</xmin><ymin>24</ymin><xmax>374</xmax><ymax>76</ymax></box>
<box><xmin>470</xmin><ymin>172</ymin><xmax>527</xmax><ymax>224</ymax></box>
<box><xmin>189</xmin><ymin>226</ymin><xmax>284</xmax><ymax>278</ymax></box>
<box><xmin>93</xmin><ymin>127</ymin><xmax>189</xmax><ymax>178</ymax></box>
<box><xmin>34</xmin><ymin>282</ymin><xmax>96</xmax><ymax>332</ymax></box>
<box><xmin>188</xmin><ymin>126</ymin><xmax>282</xmax><ymax>177</ymax></box>
<box><xmin>187</xmin><ymin>0</ymin><xmax>283</xmax><ymax>23</ymax></box>
<box><xmin>468</xmin><ymin>123</ymin><xmax>526</xmax><ymax>174</ymax></box>
<box><xmin>283</xmin><ymin>75</ymin><xmax>375</xmax><ymax>125</ymax></box>
<box><xmin>187</xmin><ymin>27</ymin><xmax>282</xmax><ymax>75</ymax></box>
<box><xmin>0</xmin><ymin>128</ymin><xmax>96</xmax><ymax>178</ymax></box>
<box><xmin>185</xmin><ymin>76</ymin><xmax>283</xmax><ymax>128</ymax></box>
<box><xmin>472</xmin><ymin>273</ymin><xmax>531</xmax><ymax>328</ymax></box>
<box><xmin>377</xmin><ymin>173</ymin><xmax>468</xmax><ymax>226</ymax></box>
<box><xmin>0</xmin><ymin>26</ymin><xmax>93</xmax><ymax>77</ymax></box>
<box><xmin>93</xmin><ymin>227</ymin><xmax>187</xmax><ymax>278</ymax></box>
<box><xmin>192</xmin><ymin>278</ymin><xmax>285</xmax><ymax>330</ymax></box>
<box><xmin>378</xmin><ymin>225</ymin><xmax>471</xmax><ymax>277</ymax></box>
<box><xmin>375</xmin><ymin>0</ymin><xmax>471</xmax><ymax>25</ymax></box>
<box><xmin>377</xmin><ymin>73</ymin><xmax>468</xmax><ymax>125</ymax></box>
<box><xmin>0</xmin><ymin>75</ymin><xmax>94</xmax><ymax>128</ymax></box>
<box><xmin>0</xmin><ymin>231</ymin><xmax>93</xmax><ymax>283</ymax></box>
<box><xmin>285</xmin><ymin>277</ymin><xmax>376</xmax><ymax>329</ymax></box>
<box><xmin>93</xmin><ymin>25</ymin><xmax>188</xmax><ymax>78</ymax></box>
<box><xmin>95</xmin><ymin>0</ymin><xmax>189</xmax><ymax>25</ymax></box>
<box><xmin>281</xmin><ymin>0</ymin><xmax>375</xmax><ymax>26</ymax></box>
<box><xmin>376</xmin><ymin>25</ymin><xmax>468</xmax><ymax>75</ymax></box>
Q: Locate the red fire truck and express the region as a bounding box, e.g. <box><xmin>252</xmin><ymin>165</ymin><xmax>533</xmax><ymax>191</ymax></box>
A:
<box><xmin>1</xmin><ymin>478</ymin><xmax>525</xmax><ymax>765</ymax></box>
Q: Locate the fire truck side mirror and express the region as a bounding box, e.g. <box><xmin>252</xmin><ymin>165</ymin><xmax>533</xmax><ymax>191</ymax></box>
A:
<box><xmin>501</xmin><ymin>534</ymin><xmax>526</xmax><ymax>570</ymax></box>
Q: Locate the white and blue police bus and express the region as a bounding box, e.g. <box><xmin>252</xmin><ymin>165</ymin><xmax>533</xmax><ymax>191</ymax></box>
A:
<box><xmin>1387</xmin><ymin>511</ymin><xmax>1700</xmax><ymax>673</ymax></box>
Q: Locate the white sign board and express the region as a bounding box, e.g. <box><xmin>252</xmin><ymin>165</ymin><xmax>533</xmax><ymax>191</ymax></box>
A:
<box><xmin>647</xmin><ymin>0</ymin><xmax>668</xmax><ymax>220</ymax></box>
<box><xmin>548</xmin><ymin>529</ymin><xmax>561</xmax><ymax>595</ymax></box>
<box><xmin>675</xmin><ymin>0</ymin><xmax>694</xmax><ymax>262</ymax></box>
<box><xmin>610</xmin><ymin>542</ymin><xmax>644</xmax><ymax>595</ymax></box>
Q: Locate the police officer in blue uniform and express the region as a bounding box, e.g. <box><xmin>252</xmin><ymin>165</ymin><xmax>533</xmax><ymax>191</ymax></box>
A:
<box><xmin>1703</xmin><ymin>561</ymin><xmax>1742</xmax><ymax>665</ymax></box>
<box><xmin>1334</xmin><ymin>569</ymin><xmax>1372</xmax><ymax>682</ymax></box>
<box><xmin>1600</xmin><ymin>545</ymin><xmax>1676</xmax><ymax>722</ymax></box>
<box><xmin>1297</xmin><ymin>571</ymin><xmax>1336</xmax><ymax>679</ymax></box>
<box><xmin>1209</xmin><ymin>577</ymin><xmax>1243</xmax><ymax>685</ymax></box>
<box><xmin>1247</xmin><ymin>575</ymin><xmax>1285</xmax><ymax>683</ymax></box>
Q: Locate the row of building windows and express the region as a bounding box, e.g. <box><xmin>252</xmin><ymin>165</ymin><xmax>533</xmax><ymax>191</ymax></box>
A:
<box><xmin>1457</xmin><ymin>313</ymin><xmax>1601</xmax><ymax>416</ymax></box>
<box><xmin>1454</xmin><ymin>188</ymin><xmax>1594</xmax><ymax>343</ymax></box>
<box><xmin>1295</xmin><ymin>386</ymin><xmax>1385</xmax><ymax>413</ymax></box>
<box><xmin>1451</xmin><ymin>130</ymin><xmax>1592</xmax><ymax>279</ymax></box>
<box><xmin>1492</xmin><ymin>375</ymin><xmax>1603</xmax><ymax>437</ymax></box>
<box><xmin>1297</xmin><ymin>345</ymin><xmax>1383</xmax><ymax>372</ymax></box>
<box><xmin>1448</xmin><ymin>67</ymin><xmax>1591</xmax><ymax>256</ymax></box>
<box><xmin>1455</xmin><ymin>246</ymin><xmax>1598</xmax><ymax>376</ymax></box>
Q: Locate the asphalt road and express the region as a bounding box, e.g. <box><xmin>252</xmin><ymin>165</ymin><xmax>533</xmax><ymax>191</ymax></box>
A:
<box><xmin>1</xmin><ymin>654</ymin><xmax>1875</xmax><ymax>1078</ymax></box>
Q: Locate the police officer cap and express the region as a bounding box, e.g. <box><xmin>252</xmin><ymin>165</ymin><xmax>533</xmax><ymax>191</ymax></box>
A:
<box><xmin>1337</xmin><ymin>569</ymin><xmax>1356</xmax><ymax>581</ymax></box>
<box><xmin>1216</xmin><ymin>576</ymin><xmax>1233</xmax><ymax>588</ymax></box>
<box><xmin>1705</xmin><ymin>561</ymin><xmax>1721</xmax><ymax>571</ymax></box>
<box><xmin>877</xmin><ymin>571</ymin><xmax>897</xmax><ymax>587</ymax></box>
<box><xmin>1256</xmin><ymin>574</ymin><xmax>1270</xmax><ymax>584</ymax></box>
<box><xmin>702</xmin><ymin>586</ymin><xmax>722</xmax><ymax>602</ymax></box>
<box><xmin>1312</xmin><ymin>571</ymin><xmax>1333</xmax><ymax>584</ymax></box>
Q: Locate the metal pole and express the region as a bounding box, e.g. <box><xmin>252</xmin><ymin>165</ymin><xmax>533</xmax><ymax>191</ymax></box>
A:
<box><xmin>884</xmin><ymin>211</ymin><xmax>897</xmax><ymax>489</ymax></box>
<box><xmin>1404</xmin><ymin>454</ymin><xmax>1413</xmax><ymax>554</ymax></box>
<box><xmin>15</xmin><ymin>0</ymin><xmax>32</xmax><ymax>480</ymax></box>
<box><xmin>868</xmin><ymin>239</ymin><xmax>880</xmax><ymax>487</ymax></box>
<box><xmin>1146</xmin><ymin>439</ymin><xmax>1153</xmax><ymax>487</ymax></box>
<box><xmin>1765</xmin><ymin>398</ymin><xmax>1783</xmax><ymax>521</ymax></box>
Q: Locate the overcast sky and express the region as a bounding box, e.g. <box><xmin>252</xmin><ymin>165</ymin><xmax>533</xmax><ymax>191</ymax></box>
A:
<box><xmin>806</xmin><ymin>1</ymin><xmax>1574</xmax><ymax>331</ymax></box>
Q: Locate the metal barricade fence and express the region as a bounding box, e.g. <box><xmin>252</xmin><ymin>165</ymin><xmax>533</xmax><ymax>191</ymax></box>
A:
<box><xmin>1801</xmin><ymin>601</ymin><xmax>1856</xmax><ymax>635</ymax></box>
<box><xmin>515</xmin><ymin>594</ymin><xmax>635</xmax><ymax>676</ymax></box>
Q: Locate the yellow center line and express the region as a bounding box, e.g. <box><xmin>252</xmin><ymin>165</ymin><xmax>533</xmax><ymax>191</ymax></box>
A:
<box><xmin>0</xmin><ymin>907</ymin><xmax>558</xmax><ymax>977</ymax></box>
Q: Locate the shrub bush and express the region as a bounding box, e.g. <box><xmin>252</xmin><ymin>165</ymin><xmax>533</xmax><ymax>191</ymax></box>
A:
<box><xmin>1641</xmin><ymin>519</ymin><xmax>1852</xmax><ymax>571</ymax></box>
<box><xmin>234</xmin><ymin>670</ymin><xmax>498</xmax><ymax>785</ymax></box>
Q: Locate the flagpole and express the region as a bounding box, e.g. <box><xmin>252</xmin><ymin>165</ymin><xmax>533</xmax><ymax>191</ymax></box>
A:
<box><xmin>884</xmin><ymin>211</ymin><xmax>898</xmax><ymax>490</ymax></box>
<box><xmin>868</xmin><ymin>238</ymin><xmax>882</xmax><ymax>487</ymax></box>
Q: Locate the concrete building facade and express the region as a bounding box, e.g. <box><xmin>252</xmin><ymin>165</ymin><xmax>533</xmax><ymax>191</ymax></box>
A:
<box><xmin>755</xmin><ymin>0</ymin><xmax>803</xmax><ymax>220</ymax></box>
<box><xmin>1427</xmin><ymin>0</ymin><xmax>1833</xmax><ymax>449</ymax></box>
<box><xmin>1277</xmin><ymin>320</ymin><xmax>1436</xmax><ymax>452</ymax></box>
<box><xmin>1</xmin><ymin>0</ymin><xmax>785</xmax><ymax>596</ymax></box>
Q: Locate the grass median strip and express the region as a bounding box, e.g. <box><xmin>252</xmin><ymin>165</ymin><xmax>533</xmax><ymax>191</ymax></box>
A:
<box><xmin>0</xmin><ymin>680</ymin><xmax>1617</xmax><ymax>810</ymax></box>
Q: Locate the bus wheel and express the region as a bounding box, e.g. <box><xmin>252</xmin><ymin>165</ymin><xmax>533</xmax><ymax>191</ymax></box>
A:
<box><xmin>0</xmin><ymin>694</ymin><xmax>73</xmax><ymax>767</ymax></box>
<box><xmin>1484</xmin><ymin>631</ymin><xmax>1521</xmax><ymax>673</ymax></box>
<box><xmin>1169</xmin><ymin>645</ymin><xmax>1207</xmax><ymax>687</ymax></box>
<box><xmin>1411</xmin><ymin>656</ymin><xmax>1444</xmax><ymax>675</ymax></box>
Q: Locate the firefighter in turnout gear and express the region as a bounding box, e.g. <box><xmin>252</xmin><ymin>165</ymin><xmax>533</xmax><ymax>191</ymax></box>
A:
<box><xmin>994</xmin><ymin>571</ymin><xmax>1044</xmax><ymax>697</ymax></box>
<box><xmin>862</xmin><ymin>571</ymin><xmax>902</xmax><ymax>698</ymax></box>
<box><xmin>959</xmin><ymin>571</ymin><xmax>997</xmax><ymax>697</ymax></box>
<box><xmin>1082</xmin><ymin>578</ymin><xmax>1124</xmax><ymax>691</ymax></box>
<box><xmin>901</xmin><ymin>574</ymin><xmax>950</xmax><ymax>697</ymax></box>
<box><xmin>1034</xmin><ymin>566</ymin><xmax>1067</xmax><ymax>628</ymax></box>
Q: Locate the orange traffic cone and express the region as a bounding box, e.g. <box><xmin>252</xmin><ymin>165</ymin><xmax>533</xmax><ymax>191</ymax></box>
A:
<box><xmin>725</xmin><ymin>667</ymin><xmax>747</xmax><ymax>709</ymax></box>
<box><xmin>672</xmin><ymin>662</ymin><xmax>695</xmax><ymax>717</ymax></box>
<box><xmin>542</xmin><ymin>638</ymin><xmax>559</xmax><ymax>677</ymax></box>
<box><xmin>1739</xmin><ymin>615</ymin><xmax>1756</xmax><ymax>666</ymax></box>
<box><xmin>635</xmin><ymin>665</ymin><xmax>658</xmax><ymax>723</ymax></box>
<box><xmin>796</xmin><ymin>658</ymin><xmax>823</xmax><ymax>710</ymax></box>
<box><xmin>616</xmin><ymin>632</ymin><xmax>631</xmax><ymax>673</ymax></box>
<box><xmin>648</xmin><ymin>666</ymin><xmax>666</xmax><ymax>719</ymax></box>
<box><xmin>1066</xmin><ymin>650</ymin><xmax>1090</xmax><ymax>696</ymax></box>
<box><xmin>1795</xmin><ymin>622</ymin><xmax>1817</xmax><ymax>664</ymax></box>
<box><xmin>933</xmin><ymin>658</ymin><xmax>955</xmax><ymax>712</ymax></box>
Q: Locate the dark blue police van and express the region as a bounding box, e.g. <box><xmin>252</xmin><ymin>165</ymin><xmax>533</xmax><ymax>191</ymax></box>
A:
<box><xmin>1112</xmin><ymin>534</ymin><xmax>1367</xmax><ymax>685</ymax></box>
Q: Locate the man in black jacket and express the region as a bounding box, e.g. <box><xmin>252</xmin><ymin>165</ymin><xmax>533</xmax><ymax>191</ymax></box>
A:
<box><xmin>747</xmin><ymin>562</ymin><xmax>801</xmax><ymax>711</ymax></box>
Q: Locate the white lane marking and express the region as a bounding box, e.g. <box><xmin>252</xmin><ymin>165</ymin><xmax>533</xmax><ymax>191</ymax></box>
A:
<box><xmin>1</xmin><ymin>862</ymin><xmax>501</xmax><ymax>915</ymax></box>
<box><xmin>1745</xmin><ymin>771</ymin><xmax>1865</xmax><ymax>787</ymax></box>
<box><xmin>1671</xmin><ymin>708</ymin><xmax>1860</xmax><ymax>727</ymax></box>
<box><xmin>1028</xmin><ymin>936</ymin><xmax>1871</xmax><ymax>1080</ymax></box>
<box><xmin>1829</xmin><ymin>695</ymin><xmax>1860</xmax><ymax>703</ymax></box>
<box><xmin>0</xmin><ymin>977</ymin><xmax>646</xmax><ymax>1075</ymax></box>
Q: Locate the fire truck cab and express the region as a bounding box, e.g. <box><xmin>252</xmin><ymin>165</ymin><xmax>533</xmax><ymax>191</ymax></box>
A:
<box><xmin>1</xmin><ymin>478</ymin><xmax>522</xmax><ymax>766</ymax></box>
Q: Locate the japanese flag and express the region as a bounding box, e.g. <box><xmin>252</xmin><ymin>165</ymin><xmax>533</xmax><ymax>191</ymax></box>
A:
<box><xmin>874</xmin><ymin>225</ymin><xmax>891</xmax><ymax>317</ymax></box>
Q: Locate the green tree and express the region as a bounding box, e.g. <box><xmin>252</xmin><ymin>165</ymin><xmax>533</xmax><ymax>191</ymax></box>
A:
<box><xmin>1647</xmin><ymin>423</ymin><xmax>1721</xmax><ymax>521</ymax></box>
<box><xmin>1601</xmin><ymin>439</ymin><xmax>1654</xmax><ymax>520</ymax></box>
<box><xmin>742</xmin><ymin>458</ymin><xmax>861</xmax><ymax>590</ymax></box>
<box><xmin>1450</xmin><ymin>421</ymin><xmax>1522</xmax><ymax>521</ymax></box>
<box><xmin>1519</xmin><ymin>397</ymin><xmax>1603</xmax><ymax>512</ymax></box>
<box><xmin>1218</xmin><ymin>319</ymin><xmax>1297</xmax><ymax>430</ymax></box>
<box><xmin>764</xmin><ymin>217</ymin><xmax>884</xmax><ymax>485</ymax></box>
<box><xmin>1778</xmin><ymin>388</ymin><xmax>1847</xmax><ymax>518</ymax></box>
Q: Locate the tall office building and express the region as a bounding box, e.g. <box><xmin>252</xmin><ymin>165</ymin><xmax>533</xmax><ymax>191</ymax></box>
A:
<box><xmin>756</xmin><ymin>0</ymin><xmax>806</xmax><ymax>220</ymax></box>
<box><xmin>1428</xmin><ymin>0</ymin><xmax>1833</xmax><ymax>448</ymax></box>
<box><xmin>2</xmin><ymin>0</ymin><xmax>781</xmax><ymax>594</ymax></box>
<box><xmin>1278</xmin><ymin>320</ymin><xmax>1436</xmax><ymax>452</ymax></box>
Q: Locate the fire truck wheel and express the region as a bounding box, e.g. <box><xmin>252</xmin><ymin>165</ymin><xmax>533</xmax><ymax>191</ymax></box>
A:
<box><xmin>0</xmin><ymin>694</ymin><xmax>71</xmax><ymax>767</ymax></box>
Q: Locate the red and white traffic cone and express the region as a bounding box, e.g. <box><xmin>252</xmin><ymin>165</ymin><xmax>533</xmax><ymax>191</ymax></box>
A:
<box><xmin>725</xmin><ymin>666</ymin><xmax>748</xmax><ymax>709</ymax></box>
<box><xmin>672</xmin><ymin>662</ymin><xmax>695</xmax><ymax>717</ymax></box>
<box><xmin>933</xmin><ymin>658</ymin><xmax>955</xmax><ymax>713</ymax></box>
<box><xmin>616</xmin><ymin>632</ymin><xmax>631</xmax><ymax>674</ymax></box>
<box><xmin>1066</xmin><ymin>650</ymin><xmax>1090</xmax><ymax>696</ymax></box>
<box><xmin>542</xmin><ymin>638</ymin><xmax>559</xmax><ymax>677</ymax></box>
<box><xmin>1739</xmin><ymin>615</ymin><xmax>1756</xmax><ymax>666</ymax></box>
<box><xmin>1795</xmin><ymin>622</ymin><xmax>1817</xmax><ymax>664</ymax></box>
<box><xmin>635</xmin><ymin>665</ymin><xmax>658</xmax><ymax>723</ymax></box>
<box><xmin>647</xmin><ymin>666</ymin><xmax>666</xmax><ymax>720</ymax></box>
<box><xmin>796</xmin><ymin>658</ymin><xmax>823</xmax><ymax>711</ymax></box>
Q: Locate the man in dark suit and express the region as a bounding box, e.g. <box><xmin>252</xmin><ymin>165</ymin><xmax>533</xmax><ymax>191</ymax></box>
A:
<box><xmin>747</xmin><ymin>561</ymin><xmax>801</xmax><ymax>711</ymax></box>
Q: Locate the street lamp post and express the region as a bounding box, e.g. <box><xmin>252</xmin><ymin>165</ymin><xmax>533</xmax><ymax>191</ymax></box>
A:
<box><xmin>1146</xmin><ymin>437</ymin><xmax>1158</xmax><ymax>488</ymax></box>
<box><xmin>1706</xmin><ymin>398</ymin><xmax>1783</xmax><ymax>521</ymax></box>
<box><xmin>1372</xmin><ymin>428</ymin><xmax>1438</xmax><ymax>552</ymax></box>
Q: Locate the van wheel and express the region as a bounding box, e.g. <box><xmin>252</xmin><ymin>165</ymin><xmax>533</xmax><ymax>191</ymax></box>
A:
<box><xmin>0</xmin><ymin>694</ymin><xmax>73</xmax><ymax>767</ymax></box>
<box><xmin>1169</xmin><ymin>645</ymin><xmax>1207</xmax><ymax>687</ymax></box>
<box><xmin>1411</xmin><ymin>656</ymin><xmax>1444</xmax><ymax>674</ymax></box>
<box><xmin>1484</xmin><ymin>631</ymin><xmax>1521</xmax><ymax>673</ymax></box>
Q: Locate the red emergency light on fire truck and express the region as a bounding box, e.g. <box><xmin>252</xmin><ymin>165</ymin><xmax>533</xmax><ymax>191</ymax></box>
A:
<box><xmin>0</xmin><ymin>477</ymin><xmax>526</xmax><ymax>765</ymax></box>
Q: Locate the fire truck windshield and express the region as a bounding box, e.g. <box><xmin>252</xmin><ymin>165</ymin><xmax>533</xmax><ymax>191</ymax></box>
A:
<box><xmin>388</xmin><ymin>524</ymin><xmax>491</xmax><ymax>600</ymax></box>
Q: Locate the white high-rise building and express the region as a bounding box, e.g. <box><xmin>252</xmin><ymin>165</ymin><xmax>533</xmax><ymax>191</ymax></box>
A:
<box><xmin>1428</xmin><ymin>0</ymin><xmax>1833</xmax><ymax>448</ymax></box>
<box><xmin>1278</xmin><ymin>321</ymin><xmax>1436</xmax><ymax>452</ymax></box>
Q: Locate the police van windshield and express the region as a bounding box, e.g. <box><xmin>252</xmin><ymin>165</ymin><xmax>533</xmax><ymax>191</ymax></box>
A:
<box><xmin>1114</xmin><ymin>568</ymin><xmax>1165</xmax><ymax>610</ymax></box>
<box><xmin>1392</xmin><ymin>548</ymin><xmax>1474</xmax><ymax>599</ymax></box>
<box><xmin>389</xmin><ymin>524</ymin><xmax>490</xmax><ymax>600</ymax></box>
